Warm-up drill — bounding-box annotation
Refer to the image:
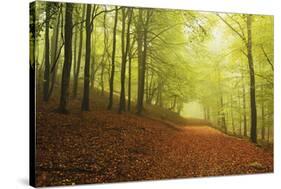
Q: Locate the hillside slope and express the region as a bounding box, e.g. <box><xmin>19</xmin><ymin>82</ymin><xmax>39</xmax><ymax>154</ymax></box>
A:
<box><xmin>35</xmin><ymin>96</ymin><xmax>273</xmax><ymax>187</ymax></box>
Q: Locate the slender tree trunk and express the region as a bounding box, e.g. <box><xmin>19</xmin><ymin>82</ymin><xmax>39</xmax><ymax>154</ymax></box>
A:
<box><xmin>81</xmin><ymin>4</ymin><xmax>92</xmax><ymax>111</ymax></box>
<box><xmin>90</xmin><ymin>23</ymin><xmax>97</xmax><ymax>92</ymax></box>
<box><xmin>238</xmin><ymin>88</ymin><xmax>242</xmax><ymax>135</ymax></box>
<box><xmin>261</xmin><ymin>85</ymin><xmax>265</xmax><ymax>140</ymax></box>
<box><xmin>136</xmin><ymin>9</ymin><xmax>144</xmax><ymax>114</ymax></box>
<box><xmin>147</xmin><ymin>70</ymin><xmax>154</xmax><ymax>104</ymax></box>
<box><xmin>220</xmin><ymin>95</ymin><xmax>227</xmax><ymax>133</ymax></box>
<box><xmin>155</xmin><ymin>84</ymin><xmax>160</xmax><ymax>106</ymax></box>
<box><xmin>73</xmin><ymin>17</ymin><xmax>78</xmax><ymax>86</ymax></box>
<box><xmin>119</xmin><ymin>9</ymin><xmax>126</xmax><ymax>113</ymax></box>
<box><xmin>107</xmin><ymin>6</ymin><xmax>118</xmax><ymax>110</ymax></box>
<box><xmin>43</xmin><ymin>3</ymin><xmax>50</xmax><ymax>101</ymax></box>
<box><xmin>158</xmin><ymin>80</ymin><xmax>163</xmax><ymax>107</ymax></box>
<box><xmin>172</xmin><ymin>96</ymin><xmax>177</xmax><ymax>112</ymax></box>
<box><xmin>127</xmin><ymin>37</ymin><xmax>135</xmax><ymax>112</ymax></box>
<box><xmin>58</xmin><ymin>3</ymin><xmax>73</xmax><ymax>113</ymax></box>
<box><xmin>204</xmin><ymin>107</ymin><xmax>207</xmax><ymax>120</ymax></box>
<box><xmin>100</xmin><ymin>11</ymin><xmax>107</xmax><ymax>96</ymax></box>
<box><xmin>230</xmin><ymin>94</ymin><xmax>235</xmax><ymax>135</ymax></box>
<box><xmin>137</xmin><ymin>10</ymin><xmax>151</xmax><ymax>114</ymax></box>
<box><xmin>242</xmin><ymin>70</ymin><xmax>247</xmax><ymax>137</ymax></box>
<box><xmin>100</xmin><ymin>64</ymin><xmax>105</xmax><ymax>95</ymax></box>
<box><xmin>145</xmin><ymin>68</ymin><xmax>149</xmax><ymax>104</ymax></box>
<box><xmin>247</xmin><ymin>15</ymin><xmax>257</xmax><ymax>143</ymax></box>
<box><xmin>141</xmin><ymin>12</ymin><xmax>149</xmax><ymax>107</ymax></box>
<box><xmin>119</xmin><ymin>8</ymin><xmax>133</xmax><ymax>113</ymax></box>
<box><xmin>217</xmin><ymin>65</ymin><xmax>226</xmax><ymax>133</ymax></box>
<box><xmin>48</xmin><ymin>8</ymin><xmax>61</xmax><ymax>99</ymax></box>
<box><xmin>73</xmin><ymin>5</ymin><xmax>86</xmax><ymax>98</ymax></box>
<box><xmin>127</xmin><ymin>51</ymin><xmax>132</xmax><ymax>111</ymax></box>
<box><xmin>267</xmin><ymin>122</ymin><xmax>270</xmax><ymax>142</ymax></box>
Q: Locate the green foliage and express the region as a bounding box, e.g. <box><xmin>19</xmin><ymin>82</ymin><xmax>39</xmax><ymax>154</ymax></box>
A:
<box><xmin>32</xmin><ymin>1</ymin><xmax>274</xmax><ymax>143</ymax></box>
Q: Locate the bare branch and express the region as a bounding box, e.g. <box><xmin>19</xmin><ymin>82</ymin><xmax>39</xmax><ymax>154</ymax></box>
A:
<box><xmin>227</xmin><ymin>15</ymin><xmax>246</xmax><ymax>38</ymax></box>
<box><xmin>261</xmin><ymin>45</ymin><xmax>274</xmax><ymax>71</ymax></box>
<box><xmin>148</xmin><ymin>23</ymin><xmax>183</xmax><ymax>43</ymax></box>
<box><xmin>50</xmin><ymin>42</ymin><xmax>64</xmax><ymax>73</ymax></box>
<box><xmin>217</xmin><ymin>14</ymin><xmax>247</xmax><ymax>44</ymax></box>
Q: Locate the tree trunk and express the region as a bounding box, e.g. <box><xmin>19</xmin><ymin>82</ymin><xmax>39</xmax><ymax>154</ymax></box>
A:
<box><xmin>267</xmin><ymin>122</ymin><xmax>270</xmax><ymax>142</ymax></box>
<box><xmin>81</xmin><ymin>4</ymin><xmax>92</xmax><ymax>111</ymax></box>
<box><xmin>137</xmin><ymin>10</ymin><xmax>151</xmax><ymax>114</ymax></box>
<box><xmin>230</xmin><ymin>94</ymin><xmax>235</xmax><ymax>135</ymax></box>
<box><xmin>58</xmin><ymin>3</ymin><xmax>73</xmax><ymax>113</ymax></box>
<box><xmin>147</xmin><ymin>70</ymin><xmax>155</xmax><ymax>104</ymax></box>
<box><xmin>261</xmin><ymin>85</ymin><xmax>265</xmax><ymax>140</ymax></box>
<box><xmin>43</xmin><ymin>3</ymin><xmax>50</xmax><ymax>101</ymax></box>
<box><xmin>145</xmin><ymin>68</ymin><xmax>149</xmax><ymax>104</ymax></box>
<box><xmin>90</xmin><ymin>23</ymin><xmax>97</xmax><ymax>91</ymax></box>
<box><xmin>156</xmin><ymin>79</ymin><xmax>163</xmax><ymax>107</ymax></box>
<box><xmin>48</xmin><ymin>8</ymin><xmax>61</xmax><ymax>100</ymax></box>
<box><xmin>217</xmin><ymin>64</ymin><xmax>226</xmax><ymax>133</ymax></box>
<box><xmin>107</xmin><ymin>6</ymin><xmax>118</xmax><ymax>110</ymax></box>
<box><xmin>100</xmin><ymin>11</ymin><xmax>107</xmax><ymax>96</ymax></box>
<box><xmin>220</xmin><ymin>95</ymin><xmax>227</xmax><ymax>133</ymax></box>
<box><xmin>119</xmin><ymin>9</ymin><xmax>126</xmax><ymax>113</ymax></box>
<box><xmin>218</xmin><ymin>15</ymin><xmax>257</xmax><ymax>140</ymax></box>
<box><xmin>127</xmin><ymin>37</ymin><xmax>135</xmax><ymax>112</ymax></box>
<box><xmin>119</xmin><ymin>8</ymin><xmax>133</xmax><ymax>113</ymax></box>
<box><xmin>136</xmin><ymin>9</ymin><xmax>144</xmax><ymax>114</ymax></box>
<box><xmin>73</xmin><ymin>15</ymin><xmax>78</xmax><ymax>87</ymax></box>
<box><xmin>238</xmin><ymin>88</ymin><xmax>242</xmax><ymax>135</ymax></box>
<box><xmin>127</xmin><ymin>50</ymin><xmax>132</xmax><ymax>111</ymax></box>
<box><xmin>171</xmin><ymin>95</ymin><xmax>177</xmax><ymax>112</ymax></box>
<box><xmin>242</xmin><ymin>70</ymin><xmax>247</xmax><ymax>137</ymax></box>
<box><xmin>100</xmin><ymin>63</ymin><xmax>105</xmax><ymax>95</ymax></box>
<box><xmin>73</xmin><ymin>5</ymin><xmax>86</xmax><ymax>98</ymax></box>
<box><xmin>247</xmin><ymin>15</ymin><xmax>257</xmax><ymax>143</ymax></box>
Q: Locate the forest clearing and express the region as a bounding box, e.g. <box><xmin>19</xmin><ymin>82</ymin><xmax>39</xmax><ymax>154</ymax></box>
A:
<box><xmin>30</xmin><ymin>1</ymin><xmax>274</xmax><ymax>187</ymax></box>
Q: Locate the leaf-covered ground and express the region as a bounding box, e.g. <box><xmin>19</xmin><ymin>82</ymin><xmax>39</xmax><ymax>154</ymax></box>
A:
<box><xmin>35</xmin><ymin>97</ymin><xmax>273</xmax><ymax>187</ymax></box>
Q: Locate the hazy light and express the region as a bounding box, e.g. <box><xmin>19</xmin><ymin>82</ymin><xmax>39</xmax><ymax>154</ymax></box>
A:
<box><xmin>181</xmin><ymin>101</ymin><xmax>204</xmax><ymax>119</ymax></box>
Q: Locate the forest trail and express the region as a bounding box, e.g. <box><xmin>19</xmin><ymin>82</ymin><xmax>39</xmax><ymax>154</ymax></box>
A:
<box><xmin>36</xmin><ymin>106</ymin><xmax>273</xmax><ymax>186</ymax></box>
<box><xmin>155</xmin><ymin>125</ymin><xmax>273</xmax><ymax>178</ymax></box>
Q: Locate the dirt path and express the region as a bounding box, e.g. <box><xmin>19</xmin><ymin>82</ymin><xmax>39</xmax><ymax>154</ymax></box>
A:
<box><xmin>36</xmin><ymin>110</ymin><xmax>273</xmax><ymax>186</ymax></box>
<box><xmin>150</xmin><ymin>126</ymin><xmax>273</xmax><ymax>179</ymax></box>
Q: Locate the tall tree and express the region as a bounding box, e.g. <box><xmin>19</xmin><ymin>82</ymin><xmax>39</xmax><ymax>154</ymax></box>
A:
<box><xmin>107</xmin><ymin>6</ymin><xmax>118</xmax><ymax>110</ymax></box>
<box><xmin>217</xmin><ymin>14</ymin><xmax>257</xmax><ymax>143</ymax></box>
<box><xmin>43</xmin><ymin>2</ymin><xmax>50</xmax><ymax>101</ymax></box>
<box><xmin>73</xmin><ymin>5</ymin><xmax>86</xmax><ymax>98</ymax></box>
<box><xmin>136</xmin><ymin>10</ymin><xmax>152</xmax><ymax>114</ymax></box>
<box><xmin>136</xmin><ymin>9</ymin><xmax>144</xmax><ymax>114</ymax></box>
<box><xmin>100</xmin><ymin>6</ymin><xmax>109</xmax><ymax>96</ymax></box>
<box><xmin>246</xmin><ymin>15</ymin><xmax>257</xmax><ymax>143</ymax></box>
<box><xmin>58</xmin><ymin>3</ymin><xmax>73</xmax><ymax>113</ymax></box>
<box><xmin>241</xmin><ymin>66</ymin><xmax>248</xmax><ymax>137</ymax></box>
<box><xmin>119</xmin><ymin>8</ymin><xmax>133</xmax><ymax>113</ymax></box>
<box><xmin>127</xmin><ymin>38</ymin><xmax>135</xmax><ymax>111</ymax></box>
<box><xmin>48</xmin><ymin>5</ymin><xmax>62</xmax><ymax>99</ymax></box>
<box><xmin>81</xmin><ymin>4</ymin><xmax>92</xmax><ymax>111</ymax></box>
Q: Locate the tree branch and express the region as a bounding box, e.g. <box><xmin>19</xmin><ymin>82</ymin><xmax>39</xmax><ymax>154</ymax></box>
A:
<box><xmin>217</xmin><ymin>14</ymin><xmax>247</xmax><ymax>44</ymax></box>
<box><xmin>261</xmin><ymin>45</ymin><xmax>274</xmax><ymax>71</ymax></box>
<box><xmin>227</xmin><ymin>15</ymin><xmax>246</xmax><ymax>38</ymax></box>
<box><xmin>50</xmin><ymin>42</ymin><xmax>64</xmax><ymax>73</ymax></box>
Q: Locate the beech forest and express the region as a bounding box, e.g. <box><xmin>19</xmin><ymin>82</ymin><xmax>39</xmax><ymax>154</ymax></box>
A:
<box><xmin>30</xmin><ymin>1</ymin><xmax>273</xmax><ymax>187</ymax></box>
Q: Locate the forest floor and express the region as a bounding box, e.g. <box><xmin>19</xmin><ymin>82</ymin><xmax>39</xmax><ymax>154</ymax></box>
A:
<box><xmin>35</xmin><ymin>92</ymin><xmax>273</xmax><ymax>187</ymax></box>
